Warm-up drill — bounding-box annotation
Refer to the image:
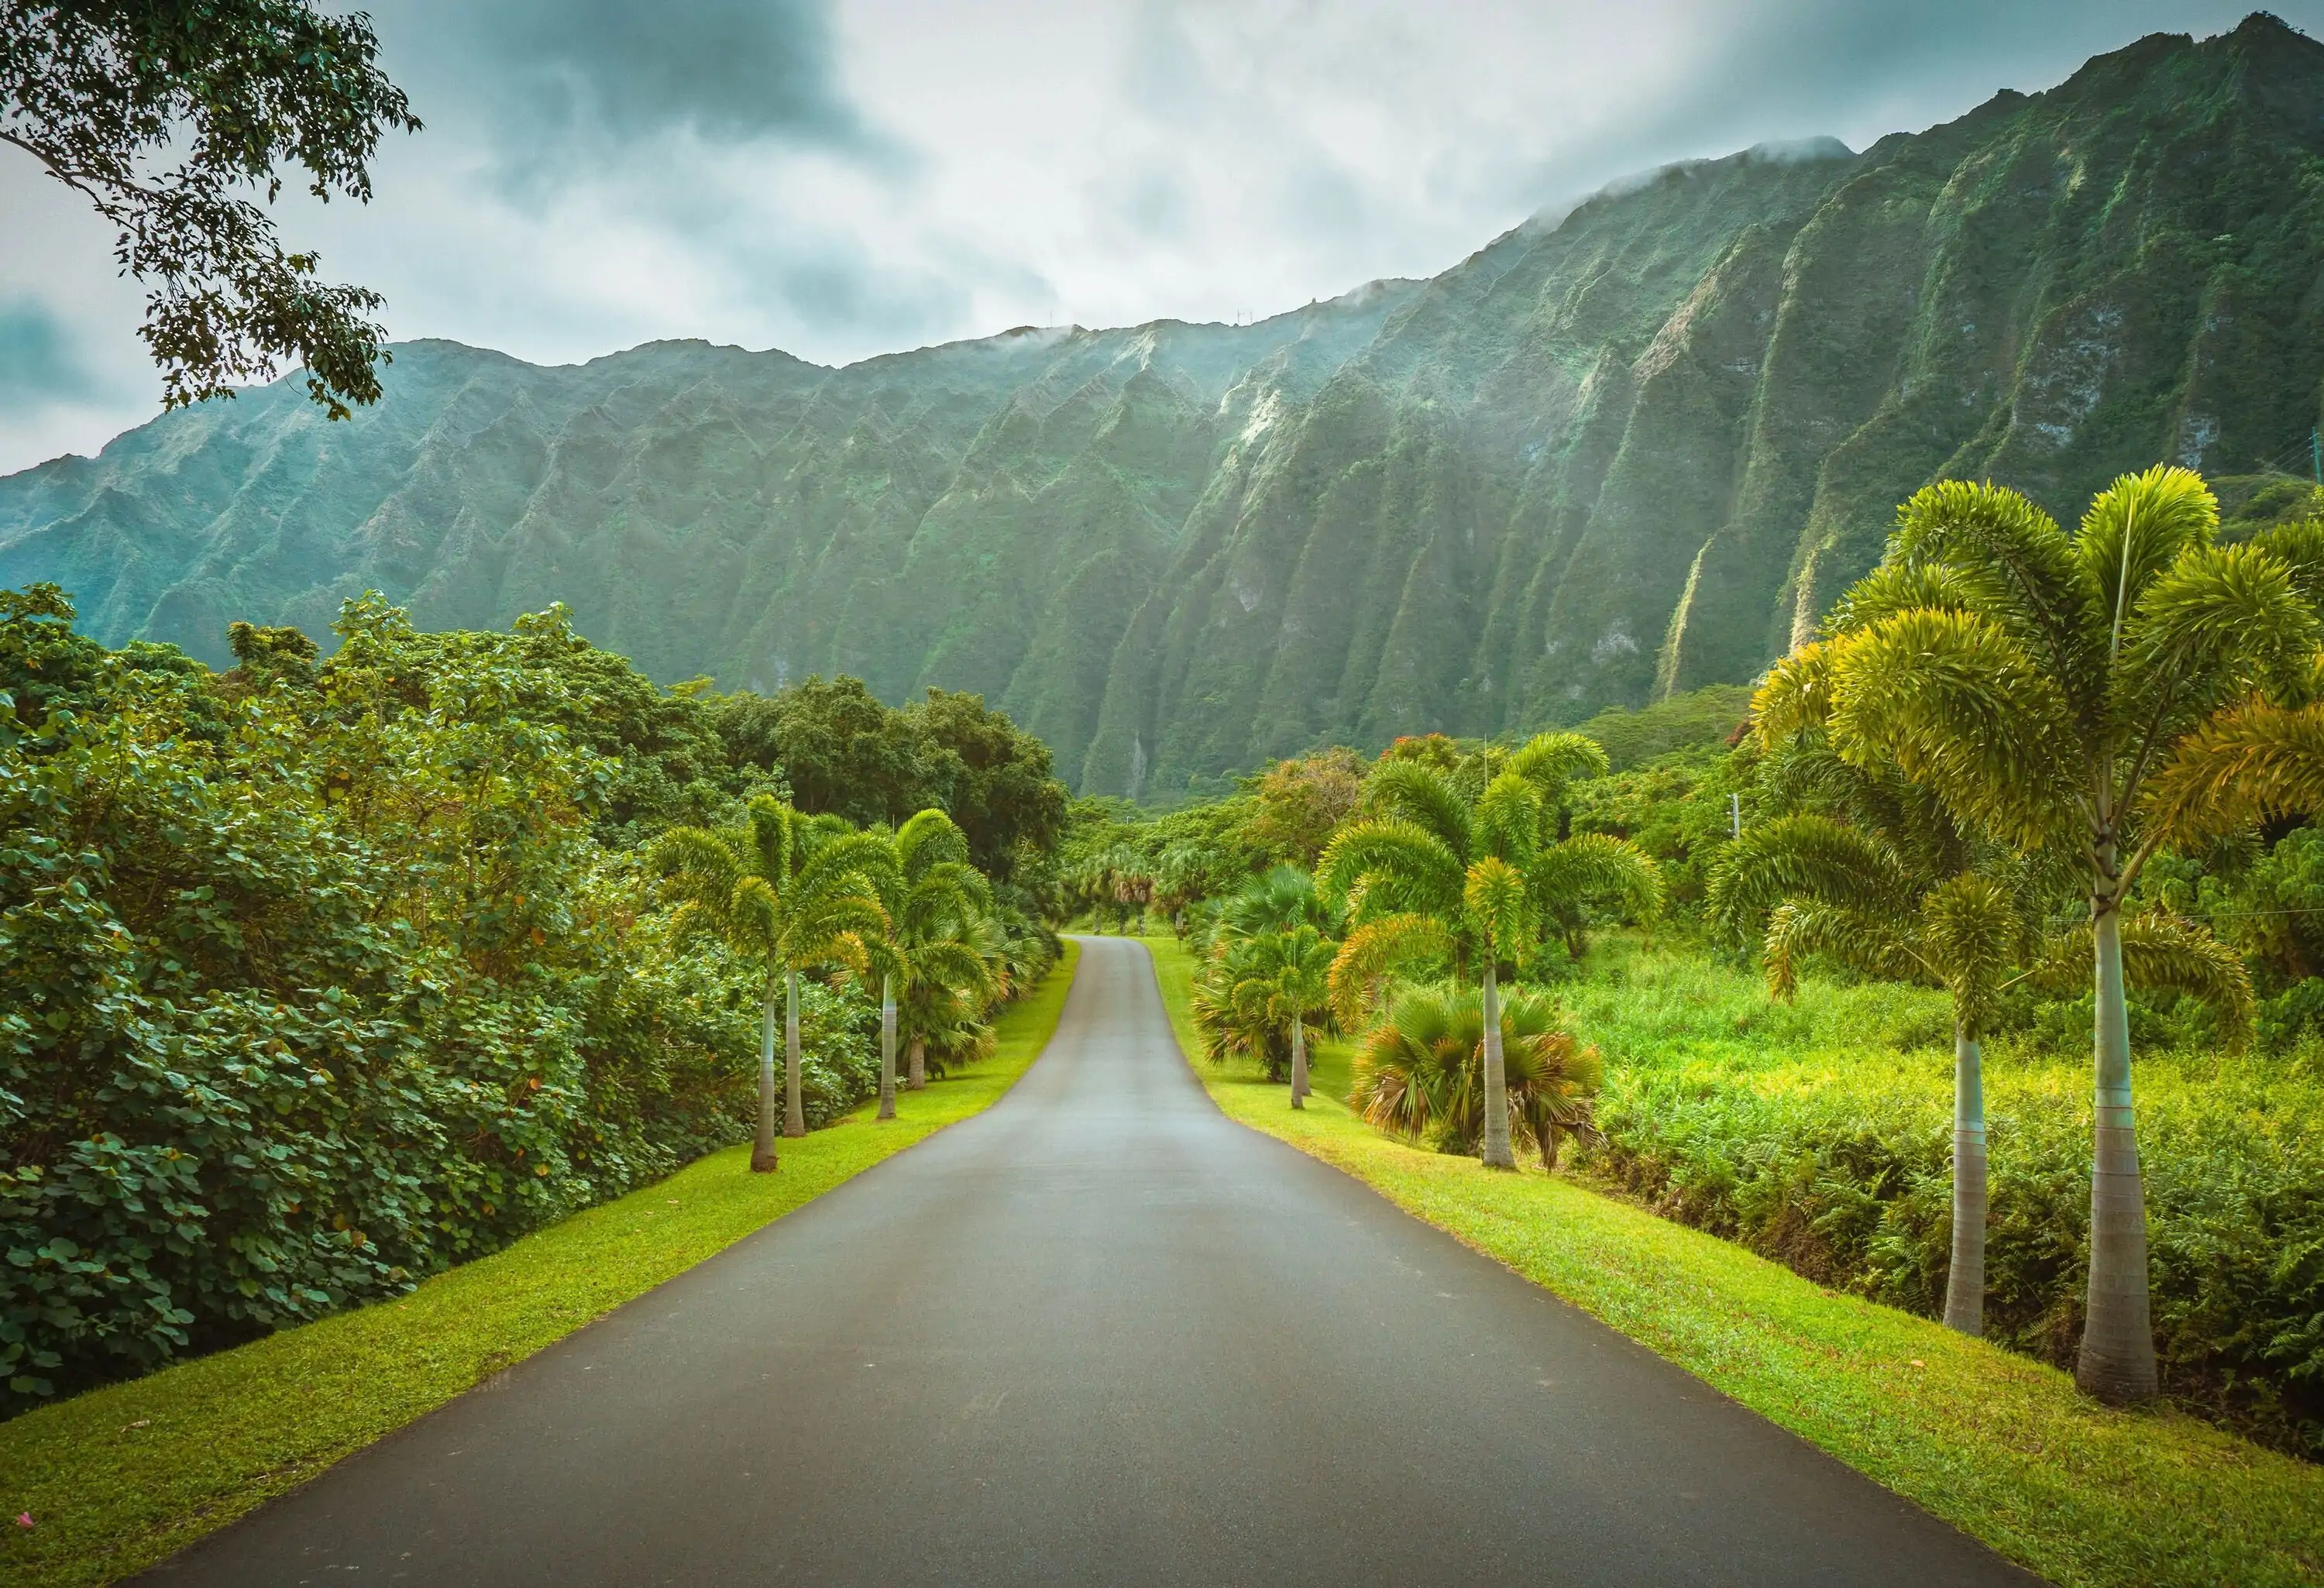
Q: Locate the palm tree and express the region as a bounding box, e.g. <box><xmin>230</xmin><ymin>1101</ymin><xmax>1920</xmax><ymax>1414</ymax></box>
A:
<box><xmin>869</xmin><ymin>809</ymin><xmax>1001</xmax><ymax>1097</ymax></box>
<box><xmin>1212</xmin><ymin>864</ymin><xmax>1337</xmax><ymax>944</ymax></box>
<box><xmin>1713</xmin><ymin>815</ymin><xmax>2027</xmax><ymax>1335</ymax></box>
<box><xmin>1191</xmin><ymin>925</ymin><xmax>1335</xmax><ymax>1098</ymax></box>
<box><xmin>1758</xmin><ymin>466</ymin><xmax>2314</xmax><ymax>1400</ymax></box>
<box><xmin>650</xmin><ymin>796</ymin><xmax>892</xmax><ymax>1170</ymax></box>
<box><xmin>1320</xmin><ymin>734</ymin><xmax>1659</xmax><ymax>1168</ymax></box>
<box><xmin>1352</xmin><ymin>981</ymin><xmax>1601</xmax><ymax>1168</ymax></box>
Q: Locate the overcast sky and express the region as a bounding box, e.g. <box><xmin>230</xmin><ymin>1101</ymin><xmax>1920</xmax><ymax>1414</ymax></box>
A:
<box><xmin>3</xmin><ymin>1</ymin><xmax>2316</xmax><ymax>473</ymax></box>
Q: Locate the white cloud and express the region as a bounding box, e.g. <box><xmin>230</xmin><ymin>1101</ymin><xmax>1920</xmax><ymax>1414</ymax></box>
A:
<box><xmin>5</xmin><ymin>0</ymin><xmax>2317</xmax><ymax>475</ymax></box>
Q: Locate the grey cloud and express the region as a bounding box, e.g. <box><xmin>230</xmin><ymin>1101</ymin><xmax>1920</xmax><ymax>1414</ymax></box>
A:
<box><xmin>1490</xmin><ymin>1</ymin><xmax>2308</xmax><ymax>229</ymax></box>
<box><xmin>480</xmin><ymin>0</ymin><xmax>865</xmax><ymax>146</ymax></box>
<box><xmin>0</xmin><ymin>299</ymin><xmax>98</xmax><ymax>418</ymax></box>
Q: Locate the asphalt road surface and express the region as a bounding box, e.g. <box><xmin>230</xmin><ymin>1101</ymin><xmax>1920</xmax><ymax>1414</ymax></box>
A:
<box><xmin>146</xmin><ymin>935</ymin><xmax>2038</xmax><ymax>1586</ymax></box>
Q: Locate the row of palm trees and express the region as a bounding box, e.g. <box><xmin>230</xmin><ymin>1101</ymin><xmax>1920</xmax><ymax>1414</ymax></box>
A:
<box><xmin>647</xmin><ymin>796</ymin><xmax>1018</xmax><ymax>1172</ymax></box>
<box><xmin>1718</xmin><ymin>463</ymin><xmax>2322</xmax><ymax>1404</ymax></box>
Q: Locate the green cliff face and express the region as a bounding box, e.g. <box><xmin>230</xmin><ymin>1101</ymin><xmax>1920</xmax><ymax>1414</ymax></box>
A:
<box><xmin>7</xmin><ymin>16</ymin><xmax>2323</xmax><ymax>796</ymax></box>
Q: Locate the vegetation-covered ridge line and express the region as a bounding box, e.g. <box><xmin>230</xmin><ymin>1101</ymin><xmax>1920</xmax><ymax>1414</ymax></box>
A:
<box><xmin>1139</xmin><ymin>934</ymin><xmax>2324</xmax><ymax>1588</ymax></box>
<box><xmin>0</xmin><ymin>943</ymin><xmax>1077</xmax><ymax>1588</ymax></box>
<box><xmin>15</xmin><ymin>19</ymin><xmax>2324</xmax><ymax>794</ymax></box>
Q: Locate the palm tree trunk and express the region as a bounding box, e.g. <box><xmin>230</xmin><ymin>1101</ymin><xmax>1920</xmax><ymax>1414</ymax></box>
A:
<box><xmin>1480</xmin><ymin>961</ymin><xmax>1515</xmax><ymax>1170</ymax></box>
<box><xmin>1943</xmin><ymin>1019</ymin><xmax>1986</xmax><ymax>1336</ymax></box>
<box><xmin>878</xmin><ymin>974</ymin><xmax>898</xmax><ymax>1122</ymax></box>
<box><xmin>2078</xmin><ymin>901</ymin><xmax>2158</xmax><ymax>1402</ymax></box>
<box><xmin>751</xmin><ymin>975</ymin><xmax>781</xmax><ymax>1172</ymax></box>
<box><xmin>1289</xmin><ymin>1018</ymin><xmax>1308</xmax><ymax>1109</ymax></box>
<box><xmin>907</xmin><ymin>1034</ymin><xmax>927</xmax><ymax>1090</ymax></box>
<box><xmin>784</xmin><ymin>968</ymin><xmax>806</xmax><ymax>1139</ymax></box>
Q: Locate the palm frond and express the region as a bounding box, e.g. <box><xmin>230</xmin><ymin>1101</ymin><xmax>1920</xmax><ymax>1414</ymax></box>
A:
<box><xmin>1530</xmin><ymin>832</ymin><xmax>1662</xmax><ymax>923</ymax></box>
<box><xmin>1318</xmin><ymin>817</ymin><xmax>1466</xmax><ymax>916</ymax></box>
<box><xmin>2146</xmin><ymin>695</ymin><xmax>2324</xmax><ymax>844</ymax></box>
<box><xmin>1504</xmin><ymin>730</ymin><xmax>1607</xmax><ymax>803</ymax></box>
<box><xmin>1753</xmin><ymin>641</ymin><xmax>1837</xmax><ymax>747</ymax></box>
<box><xmin>1824</xmin><ymin>560</ymin><xmax>1978</xmax><ymax>636</ymax></box>
<box><xmin>1362</xmin><ymin>759</ymin><xmax>1472</xmax><ymax>853</ymax></box>
<box><xmin>1763</xmin><ymin>901</ymin><xmax>1919</xmax><ymax>1001</ymax></box>
<box><xmin>2114</xmin><ymin>541</ymin><xmax>2320</xmax><ymax>759</ymax></box>
<box><xmin>1917</xmin><ymin>873</ymin><xmax>2023</xmax><ymax>1036</ymax></box>
<box><xmin>1707</xmin><ymin>813</ymin><xmax>1911</xmax><ymax>942</ymax></box>
<box><xmin>2032</xmin><ymin>910</ymin><xmax>2254</xmax><ymax>1051</ymax></box>
<box><xmin>1328</xmin><ymin>913</ymin><xmax>1449</xmax><ymax>1026</ymax></box>
<box><xmin>1471</xmin><ymin>771</ymin><xmax>1543</xmax><ymax>868</ymax></box>
<box><xmin>1891</xmin><ymin>477</ymin><xmax>2099</xmax><ymax>700</ymax></box>
<box><xmin>1829</xmin><ymin>608</ymin><xmax>2082</xmax><ymax>851</ymax></box>
<box><xmin>2075</xmin><ymin>465</ymin><xmax>2219</xmax><ymax>650</ymax></box>
<box><xmin>1464</xmin><ymin>855</ymin><xmax>1532</xmax><ymax>961</ymax></box>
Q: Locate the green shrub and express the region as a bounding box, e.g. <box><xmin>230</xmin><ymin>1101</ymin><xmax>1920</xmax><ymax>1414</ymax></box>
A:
<box><xmin>0</xmin><ymin>593</ymin><xmax>882</xmax><ymax>1414</ymax></box>
<box><xmin>1567</xmin><ymin>939</ymin><xmax>2324</xmax><ymax>1457</ymax></box>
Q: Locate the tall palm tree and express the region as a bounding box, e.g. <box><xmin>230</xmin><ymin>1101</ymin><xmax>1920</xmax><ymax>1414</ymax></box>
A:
<box><xmin>650</xmin><ymin>797</ymin><xmax>892</xmax><ymax>1170</ymax></box>
<box><xmin>1320</xmin><ymin>735</ymin><xmax>1659</xmax><ymax>1168</ymax></box>
<box><xmin>1352</xmin><ymin>981</ymin><xmax>1601</xmax><ymax>1168</ymax></box>
<box><xmin>869</xmin><ymin>809</ymin><xmax>1001</xmax><ymax>1095</ymax></box>
<box><xmin>1758</xmin><ymin>466</ymin><xmax>2314</xmax><ymax>1401</ymax></box>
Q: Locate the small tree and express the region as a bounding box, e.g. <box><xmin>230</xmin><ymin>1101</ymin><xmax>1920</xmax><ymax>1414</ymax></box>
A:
<box><xmin>1191</xmin><ymin>925</ymin><xmax>1333</xmax><ymax>1095</ymax></box>
<box><xmin>649</xmin><ymin>798</ymin><xmax>892</xmax><ymax>1170</ymax></box>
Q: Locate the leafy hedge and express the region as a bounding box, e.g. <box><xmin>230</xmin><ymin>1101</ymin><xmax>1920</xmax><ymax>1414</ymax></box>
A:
<box><xmin>1563</xmin><ymin>942</ymin><xmax>2324</xmax><ymax>1458</ymax></box>
<box><xmin>0</xmin><ymin>591</ymin><xmax>883</xmax><ymax>1412</ymax></box>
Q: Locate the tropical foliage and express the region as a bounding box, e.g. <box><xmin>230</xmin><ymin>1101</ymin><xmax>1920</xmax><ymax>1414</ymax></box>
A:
<box><xmin>0</xmin><ymin>586</ymin><xmax>1061</xmax><ymax>1414</ymax></box>
<box><xmin>1352</xmin><ymin>983</ymin><xmax>1601</xmax><ymax>1169</ymax></box>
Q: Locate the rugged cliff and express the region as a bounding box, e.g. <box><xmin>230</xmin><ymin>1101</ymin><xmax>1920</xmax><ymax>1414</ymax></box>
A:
<box><xmin>7</xmin><ymin>15</ymin><xmax>2322</xmax><ymax>796</ymax></box>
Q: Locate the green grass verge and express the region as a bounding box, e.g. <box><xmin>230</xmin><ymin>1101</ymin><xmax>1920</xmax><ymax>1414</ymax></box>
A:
<box><xmin>0</xmin><ymin>942</ymin><xmax>1078</xmax><ymax>1588</ymax></box>
<box><xmin>1141</xmin><ymin>934</ymin><xmax>2323</xmax><ymax>1588</ymax></box>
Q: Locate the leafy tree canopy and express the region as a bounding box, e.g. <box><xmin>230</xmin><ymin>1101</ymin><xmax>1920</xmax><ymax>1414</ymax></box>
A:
<box><xmin>1</xmin><ymin>0</ymin><xmax>421</xmax><ymax>417</ymax></box>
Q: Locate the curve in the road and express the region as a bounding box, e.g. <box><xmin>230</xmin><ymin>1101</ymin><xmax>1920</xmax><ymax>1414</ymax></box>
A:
<box><xmin>143</xmin><ymin>935</ymin><xmax>2039</xmax><ymax>1586</ymax></box>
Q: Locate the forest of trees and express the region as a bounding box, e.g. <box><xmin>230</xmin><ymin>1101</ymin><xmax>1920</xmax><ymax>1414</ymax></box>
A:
<box><xmin>0</xmin><ymin>585</ymin><xmax>1064</xmax><ymax>1411</ymax></box>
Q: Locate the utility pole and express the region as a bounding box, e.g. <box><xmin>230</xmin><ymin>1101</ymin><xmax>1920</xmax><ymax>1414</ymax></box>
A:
<box><xmin>2312</xmin><ymin>427</ymin><xmax>2320</xmax><ymax>486</ymax></box>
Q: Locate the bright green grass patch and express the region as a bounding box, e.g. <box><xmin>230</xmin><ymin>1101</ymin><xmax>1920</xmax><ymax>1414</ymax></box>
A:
<box><xmin>0</xmin><ymin>943</ymin><xmax>1078</xmax><ymax>1588</ymax></box>
<box><xmin>1143</xmin><ymin>933</ymin><xmax>2324</xmax><ymax>1588</ymax></box>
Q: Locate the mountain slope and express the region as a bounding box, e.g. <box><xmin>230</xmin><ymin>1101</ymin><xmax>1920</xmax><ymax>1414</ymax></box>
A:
<box><xmin>7</xmin><ymin>15</ymin><xmax>2323</xmax><ymax>797</ymax></box>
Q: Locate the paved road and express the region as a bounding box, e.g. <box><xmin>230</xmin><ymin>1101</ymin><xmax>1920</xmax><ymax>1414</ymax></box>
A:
<box><xmin>148</xmin><ymin>937</ymin><xmax>2037</xmax><ymax>1586</ymax></box>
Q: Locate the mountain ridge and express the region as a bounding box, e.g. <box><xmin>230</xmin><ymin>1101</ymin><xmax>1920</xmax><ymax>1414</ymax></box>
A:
<box><xmin>7</xmin><ymin>14</ymin><xmax>2324</xmax><ymax>798</ymax></box>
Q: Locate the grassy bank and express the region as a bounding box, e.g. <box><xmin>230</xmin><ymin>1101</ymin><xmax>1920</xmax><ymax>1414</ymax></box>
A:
<box><xmin>0</xmin><ymin>943</ymin><xmax>1077</xmax><ymax>1588</ymax></box>
<box><xmin>1143</xmin><ymin>933</ymin><xmax>2324</xmax><ymax>1588</ymax></box>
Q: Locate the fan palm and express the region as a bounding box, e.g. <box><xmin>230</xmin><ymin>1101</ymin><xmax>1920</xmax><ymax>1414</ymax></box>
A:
<box><xmin>1352</xmin><ymin>981</ymin><xmax>1600</xmax><ymax>1168</ymax></box>
<box><xmin>1758</xmin><ymin>466</ymin><xmax>2313</xmax><ymax>1400</ymax></box>
<box><xmin>649</xmin><ymin>797</ymin><xmax>893</xmax><ymax>1170</ymax></box>
<box><xmin>1212</xmin><ymin>864</ymin><xmax>1338</xmax><ymax>944</ymax></box>
<box><xmin>1319</xmin><ymin>734</ymin><xmax>1659</xmax><ymax>1168</ymax></box>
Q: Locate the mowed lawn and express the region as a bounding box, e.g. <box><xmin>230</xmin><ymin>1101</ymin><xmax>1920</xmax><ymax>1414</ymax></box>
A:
<box><xmin>1141</xmin><ymin>933</ymin><xmax>2324</xmax><ymax>1588</ymax></box>
<box><xmin>0</xmin><ymin>943</ymin><xmax>1078</xmax><ymax>1588</ymax></box>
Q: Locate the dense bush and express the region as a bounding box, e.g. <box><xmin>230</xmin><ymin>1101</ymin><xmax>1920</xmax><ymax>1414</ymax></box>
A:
<box><xmin>1566</xmin><ymin>940</ymin><xmax>2324</xmax><ymax>1457</ymax></box>
<box><xmin>0</xmin><ymin>590</ymin><xmax>948</xmax><ymax>1412</ymax></box>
